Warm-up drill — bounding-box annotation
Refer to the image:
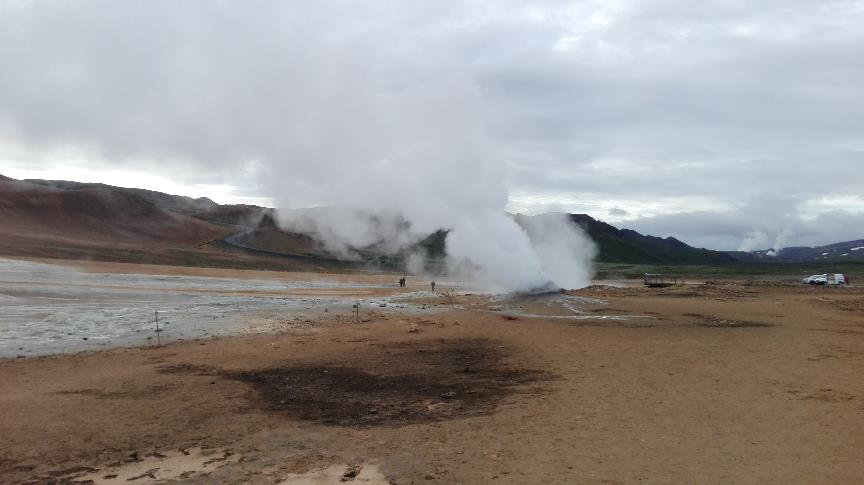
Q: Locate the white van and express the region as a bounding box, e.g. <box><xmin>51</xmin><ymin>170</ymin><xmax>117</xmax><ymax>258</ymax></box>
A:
<box><xmin>803</xmin><ymin>273</ymin><xmax>847</xmax><ymax>285</ymax></box>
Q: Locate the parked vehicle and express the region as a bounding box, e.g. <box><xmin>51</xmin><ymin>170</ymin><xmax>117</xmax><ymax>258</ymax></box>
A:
<box><xmin>803</xmin><ymin>273</ymin><xmax>847</xmax><ymax>285</ymax></box>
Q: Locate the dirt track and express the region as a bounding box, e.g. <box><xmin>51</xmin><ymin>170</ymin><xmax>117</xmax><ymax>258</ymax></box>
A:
<box><xmin>1</xmin><ymin>271</ymin><xmax>863</xmax><ymax>484</ymax></box>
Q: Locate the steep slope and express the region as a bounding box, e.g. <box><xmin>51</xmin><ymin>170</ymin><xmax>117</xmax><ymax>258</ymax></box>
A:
<box><xmin>566</xmin><ymin>214</ymin><xmax>737</xmax><ymax>264</ymax></box>
<box><xmin>0</xmin><ymin>178</ymin><xmax>223</xmax><ymax>245</ymax></box>
<box><xmin>0</xmin><ymin>176</ymin><xmax>356</xmax><ymax>271</ymax></box>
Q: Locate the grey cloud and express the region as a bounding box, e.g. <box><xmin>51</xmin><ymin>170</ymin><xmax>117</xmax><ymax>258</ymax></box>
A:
<box><xmin>0</xmin><ymin>0</ymin><xmax>862</xmax><ymax>250</ymax></box>
<box><xmin>625</xmin><ymin>198</ymin><xmax>864</xmax><ymax>251</ymax></box>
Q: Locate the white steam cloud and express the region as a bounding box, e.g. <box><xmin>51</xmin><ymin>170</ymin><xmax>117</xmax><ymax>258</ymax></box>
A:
<box><xmin>0</xmin><ymin>1</ymin><xmax>597</xmax><ymax>291</ymax></box>
<box><xmin>260</xmin><ymin>33</ymin><xmax>595</xmax><ymax>291</ymax></box>
<box><xmin>516</xmin><ymin>213</ymin><xmax>596</xmax><ymax>290</ymax></box>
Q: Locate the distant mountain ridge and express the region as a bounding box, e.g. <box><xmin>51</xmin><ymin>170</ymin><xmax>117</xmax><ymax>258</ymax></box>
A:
<box><xmin>507</xmin><ymin>213</ymin><xmax>736</xmax><ymax>264</ymax></box>
<box><xmin>564</xmin><ymin>214</ymin><xmax>737</xmax><ymax>264</ymax></box>
<box><xmin>725</xmin><ymin>239</ymin><xmax>864</xmax><ymax>263</ymax></box>
<box><xmin>0</xmin><ymin>175</ymin><xmax>332</xmax><ymax>271</ymax></box>
<box><xmin>25</xmin><ymin>179</ymin><xmax>220</xmax><ymax>215</ymax></box>
<box><xmin>2</xmin><ymin>174</ymin><xmax>859</xmax><ymax>268</ymax></box>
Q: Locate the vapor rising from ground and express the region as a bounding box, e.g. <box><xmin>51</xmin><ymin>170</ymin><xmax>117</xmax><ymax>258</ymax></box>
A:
<box><xmin>0</xmin><ymin>1</ymin><xmax>601</xmax><ymax>290</ymax></box>
<box><xmin>255</xmin><ymin>11</ymin><xmax>596</xmax><ymax>292</ymax></box>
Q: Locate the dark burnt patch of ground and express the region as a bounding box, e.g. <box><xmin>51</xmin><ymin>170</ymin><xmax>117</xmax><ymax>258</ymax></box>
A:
<box><xmin>226</xmin><ymin>338</ymin><xmax>546</xmax><ymax>427</ymax></box>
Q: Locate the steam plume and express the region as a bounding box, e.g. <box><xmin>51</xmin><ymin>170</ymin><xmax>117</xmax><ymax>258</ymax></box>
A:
<box><xmin>261</xmin><ymin>57</ymin><xmax>595</xmax><ymax>290</ymax></box>
<box><xmin>0</xmin><ymin>1</ymin><xmax>597</xmax><ymax>290</ymax></box>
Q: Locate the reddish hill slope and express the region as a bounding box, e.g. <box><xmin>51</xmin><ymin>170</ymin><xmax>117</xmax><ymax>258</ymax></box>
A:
<box><xmin>0</xmin><ymin>177</ymin><xmax>224</xmax><ymax>246</ymax></box>
<box><xmin>0</xmin><ymin>176</ymin><xmax>344</xmax><ymax>271</ymax></box>
<box><xmin>1</xmin><ymin>174</ymin><xmax>774</xmax><ymax>272</ymax></box>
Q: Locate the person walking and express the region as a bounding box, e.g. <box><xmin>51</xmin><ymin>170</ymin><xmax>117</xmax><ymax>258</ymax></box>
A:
<box><xmin>430</xmin><ymin>280</ymin><xmax>436</xmax><ymax>293</ymax></box>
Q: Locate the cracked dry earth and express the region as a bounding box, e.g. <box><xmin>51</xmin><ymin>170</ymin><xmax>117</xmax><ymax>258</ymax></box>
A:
<box><xmin>1</xmin><ymin>280</ymin><xmax>863</xmax><ymax>484</ymax></box>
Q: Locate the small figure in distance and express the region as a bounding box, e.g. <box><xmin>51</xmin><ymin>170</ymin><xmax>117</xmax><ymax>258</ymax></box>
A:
<box><xmin>431</xmin><ymin>280</ymin><xmax>436</xmax><ymax>293</ymax></box>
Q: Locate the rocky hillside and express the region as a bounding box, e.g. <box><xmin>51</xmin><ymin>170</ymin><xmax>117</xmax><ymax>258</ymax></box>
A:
<box><xmin>0</xmin><ymin>176</ymin><xmax>341</xmax><ymax>271</ymax></box>
<box><xmin>565</xmin><ymin>214</ymin><xmax>737</xmax><ymax>264</ymax></box>
<box><xmin>7</xmin><ymin>174</ymin><xmax>840</xmax><ymax>270</ymax></box>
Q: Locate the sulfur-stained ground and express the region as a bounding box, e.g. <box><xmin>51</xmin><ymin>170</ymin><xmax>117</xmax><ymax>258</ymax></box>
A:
<box><xmin>1</xmin><ymin>265</ymin><xmax>862</xmax><ymax>484</ymax></box>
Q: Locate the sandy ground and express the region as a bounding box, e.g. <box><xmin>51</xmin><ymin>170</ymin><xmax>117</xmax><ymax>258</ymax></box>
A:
<box><xmin>1</xmin><ymin>263</ymin><xmax>863</xmax><ymax>484</ymax></box>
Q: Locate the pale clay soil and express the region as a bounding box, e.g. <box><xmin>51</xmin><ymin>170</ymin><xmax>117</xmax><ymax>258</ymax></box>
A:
<box><xmin>1</xmin><ymin>260</ymin><xmax>863</xmax><ymax>484</ymax></box>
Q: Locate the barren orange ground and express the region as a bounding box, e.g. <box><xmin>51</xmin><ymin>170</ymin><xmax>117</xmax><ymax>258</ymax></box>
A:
<box><xmin>1</xmin><ymin>265</ymin><xmax>862</xmax><ymax>484</ymax></box>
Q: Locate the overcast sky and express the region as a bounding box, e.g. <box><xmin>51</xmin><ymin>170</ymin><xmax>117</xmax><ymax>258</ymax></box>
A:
<box><xmin>1</xmin><ymin>0</ymin><xmax>862</xmax><ymax>250</ymax></box>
